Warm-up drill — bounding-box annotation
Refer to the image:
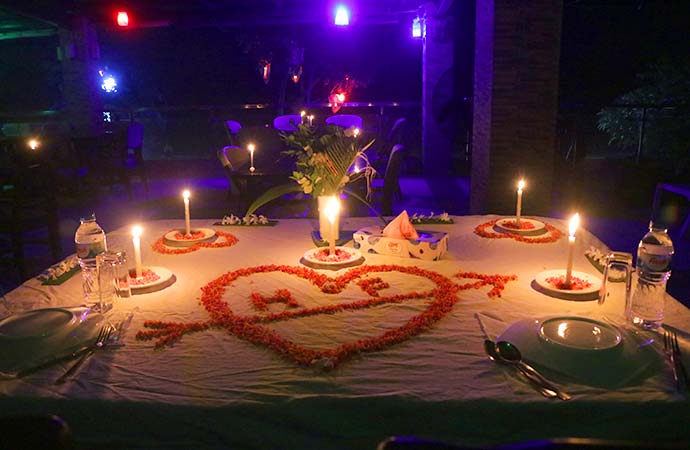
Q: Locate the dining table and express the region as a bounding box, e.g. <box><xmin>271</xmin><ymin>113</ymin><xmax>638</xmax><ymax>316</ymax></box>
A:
<box><xmin>1</xmin><ymin>215</ymin><xmax>689</xmax><ymax>449</ymax></box>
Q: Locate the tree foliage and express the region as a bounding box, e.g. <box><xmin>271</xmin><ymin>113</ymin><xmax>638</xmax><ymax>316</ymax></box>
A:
<box><xmin>597</xmin><ymin>58</ymin><xmax>690</xmax><ymax>174</ymax></box>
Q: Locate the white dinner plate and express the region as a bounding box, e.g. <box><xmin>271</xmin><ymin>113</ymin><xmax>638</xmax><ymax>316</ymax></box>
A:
<box><xmin>302</xmin><ymin>246</ymin><xmax>362</xmax><ymax>267</ymax></box>
<box><xmin>494</xmin><ymin>218</ymin><xmax>547</xmax><ymax>235</ymax></box>
<box><xmin>497</xmin><ymin>317</ymin><xmax>659</xmax><ymax>388</ymax></box>
<box><xmin>164</xmin><ymin>228</ymin><xmax>216</xmax><ymax>247</ymax></box>
<box><xmin>129</xmin><ymin>266</ymin><xmax>174</xmax><ymax>292</ymax></box>
<box><xmin>0</xmin><ymin>308</ymin><xmax>76</xmax><ymax>340</ymax></box>
<box><xmin>0</xmin><ymin>307</ymin><xmax>106</xmax><ymax>376</ymax></box>
<box><xmin>538</xmin><ymin>316</ymin><xmax>622</xmax><ymax>351</ymax></box>
<box><xmin>534</xmin><ymin>269</ymin><xmax>602</xmax><ymax>298</ymax></box>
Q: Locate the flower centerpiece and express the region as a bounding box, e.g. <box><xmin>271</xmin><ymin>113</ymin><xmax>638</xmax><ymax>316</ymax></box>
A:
<box><xmin>245</xmin><ymin>124</ymin><xmax>377</xmax><ymax>228</ymax></box>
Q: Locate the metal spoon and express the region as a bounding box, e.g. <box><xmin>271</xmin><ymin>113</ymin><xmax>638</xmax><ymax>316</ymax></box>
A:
<box><xmin>483</xmin><ymin>339</ymin><xmax>558</xmax><ymax>399</ymax></box>
<box><xmin>495</xmin><ymin>340</ymin><xmax>572</xmax><ymax>401</ymax></box>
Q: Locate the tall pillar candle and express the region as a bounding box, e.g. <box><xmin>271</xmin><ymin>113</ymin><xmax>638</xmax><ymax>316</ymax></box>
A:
<box><xmin>248</xmin><ymin>143</ymin><xmax>255</xmax><ymax>173</ymax></box>
<box><xmin>325</xmin><ymin>197</ymin><xmax>340</xmax><ymax>256</ymax></box>
<box><xmin>183</xmin><ymin>190</ymin><xmax>191</xmax><ymax>236</ymax></box>
<box><xmin>515</xmin><ymin>179</ymin><xmax>525</xmax><ymax>226</ymax></box>
<box><xmin>564</xmin><ymin>213</ymin><xmax>580</xmax><ymax>286</ymax></box>
<box><xmin>132</xmin><ymin>225</ymin><xmax>143</xmax><ymax>278</ymax></box>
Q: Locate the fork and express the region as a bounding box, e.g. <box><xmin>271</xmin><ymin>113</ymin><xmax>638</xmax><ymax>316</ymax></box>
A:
<box><xmin>669</xmin><ymin>329</ymin><xmax>690</xmax><ymax>391</ymax></box>
<box><xmin>663</xmin><ymin>330</ymin><xmax>678</xmax><ymax>388</ymax></box>
<box><xmin>55</xmin><ymin>324</ymin><xmax>113</xmax><ymax>385</ymax></box>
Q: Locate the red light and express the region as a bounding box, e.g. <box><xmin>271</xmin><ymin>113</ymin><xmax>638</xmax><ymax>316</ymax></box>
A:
<box><xmin>117</xmin><ymin>11</ymin><xmax>129</xmax><ymax>27</ymax></box>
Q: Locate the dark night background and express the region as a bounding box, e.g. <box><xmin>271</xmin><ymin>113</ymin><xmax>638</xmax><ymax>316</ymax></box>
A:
<box><xmin>1</xmin><ymin>1</ymin><xmax>689</xmax><ymax>114</ymax></box>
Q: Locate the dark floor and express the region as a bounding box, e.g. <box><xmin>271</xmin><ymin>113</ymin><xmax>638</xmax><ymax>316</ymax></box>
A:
<box><xmin>2</xmin><ymin>158</ymin><xmax>688</xmax><ymax>307</ymax></box>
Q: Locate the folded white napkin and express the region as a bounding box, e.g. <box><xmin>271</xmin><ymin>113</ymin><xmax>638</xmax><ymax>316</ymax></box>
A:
<box><xmin>382</xmin><ymin>210</ymin><xmax>419</xmax><ymax>240</ymax></box>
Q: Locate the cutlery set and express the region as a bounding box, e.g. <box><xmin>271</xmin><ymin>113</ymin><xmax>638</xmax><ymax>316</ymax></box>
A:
<box><xmin>18</xmin><ymin>315</ymin><xmax>131</xmax><ymax>383</ymax></box>
<box><xmin>484</xmin><ymin>339</ymin><xmax>571</xmax><ymax>401</ymax></box>
<box><xmin>486</xmin><ymin>329</ymin><xmax>690</xmax><ymax>399</ymax></box>
<box><xmin>664</xmin><ymin>329</ymin><xmax>690</xmax><ymax>392</ymax></box>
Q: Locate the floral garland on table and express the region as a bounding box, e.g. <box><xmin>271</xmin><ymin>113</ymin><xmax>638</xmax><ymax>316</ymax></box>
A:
<box><xmin>37</xmin><ymin>256</ymin><xmax>80</xmax><ymax>285</ymax></box>
<box><xmin>136</xmin><ymin>264</ymin><xmax>517</xmax><ymax>369</ymax></box>
<box><xmin>474</xmin><ymin>218</ymin><xmax>564</xmax><ymax>244</ymax></box>
<box><xmin>220</xmin><ymin>214</ymin><xmax>270</xmax><ymax>225</ymax></box>
<box><xmin>152</xmin><ymin>230</ymin><xmax>239</xmax><ymax>255</ymax></box>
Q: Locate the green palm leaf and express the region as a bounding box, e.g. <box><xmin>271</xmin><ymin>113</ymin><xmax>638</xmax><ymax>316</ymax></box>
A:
<box><xmin>245</xmin><ymin>183</ymin><xmax>304</xmax><ymax>216</ymax></box>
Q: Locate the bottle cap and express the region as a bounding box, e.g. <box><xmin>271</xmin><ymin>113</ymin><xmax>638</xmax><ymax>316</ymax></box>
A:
<box><xmin>80</xmin><ymin>212</ymin><xmax>96</xmax><ymax>223</ymax></box>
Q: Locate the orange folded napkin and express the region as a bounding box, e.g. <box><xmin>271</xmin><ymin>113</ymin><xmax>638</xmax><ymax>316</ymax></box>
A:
<box><xmin>382</xmin><ymin>210</ymin><xmax>419</xmax><ymax>240</ymax></box>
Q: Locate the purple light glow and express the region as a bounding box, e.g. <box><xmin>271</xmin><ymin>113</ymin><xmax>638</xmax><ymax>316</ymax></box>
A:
<box><xmin>334</xmin><ymin>5</ymin><xmax>350</xmax><ymax>26</ymax></box>
<box><xmin>412</xmin><ymin>17</ymin><xmax>422</xmax><ymax>38</ymax></box>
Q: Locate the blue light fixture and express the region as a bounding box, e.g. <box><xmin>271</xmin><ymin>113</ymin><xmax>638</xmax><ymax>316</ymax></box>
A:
<box><xmin>412</xmin><ymin>17</ymin><xmax>422</xmax><ymax>38</ymax></box>
<box><xmin>334</xmin><ymin>5</ymin><xmax>350</xmax><ymax>26</ymax></box>
<box><xmin>101</xmin><ymin>76</ymin><xmax>118</xmax><ymax>93</ymax></box>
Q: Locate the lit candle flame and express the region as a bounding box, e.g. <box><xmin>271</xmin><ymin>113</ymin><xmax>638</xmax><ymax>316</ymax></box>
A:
<box><xmin>300</xmin><ymin>111</ymin><xmax>306</xmax><ymax>117</ymax></box>
<box><xmin>183</xmin><ymin>190</ymin><xmax>190</xmax><ymax>200</ymax></box>
<box><xmin>568</xmin><ymin>213</ymin><xmax>580</xmax><ymax>237</ymax></box>
<box><xmin>325</xmin><ymin>197</ymin><xmax>340</xmax><ymax>223</ymax></box>
<box><xmin>131</xmin><ymin>225</ymin><xmax>142</xmax><ymax>237</ymax></box>
<box><xmin>248</xmin><ymin>144</ymin><xmax>255</xmax><ymax>153</ymax></box>
<box><xmin>353</xmin><ymin>128</ymin><xmax>360</xmax><ymax>137</ymax></box>
<box><xmin>28</xmin><ymin>139</ymin><xmax>39</xmax><ymax>150</ymax></box>
<box><xmin>517</xmin><ymin>179</ymin><xmax>525</xmax><ymax>191</ymax></box>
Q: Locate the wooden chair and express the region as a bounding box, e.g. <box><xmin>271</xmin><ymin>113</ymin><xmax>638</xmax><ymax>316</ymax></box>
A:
<box><xmin>127</xmin><ymin>121</ymin><xmax>149</xmax><ymax>192</ymax></box>
<box><xmin>653</xmin><ymin>183</ymin><xmax>690</xmax><ymax>240</ymax></box>
<box><xmin>0</xmin><ymin>415</ymin><xmax>73</xmax><ymax>450</ymax></box>
<box><xmin>224</xmin><ymin>119</ymin><xmax>242</xmax><ymax>146</ymax></box>
<box><xmin>273</xmin><ymin>115</ymin><xmax>302</xmax><ymax>132</ymax></box>
<box><xmin>325</xmin><ymin>114</ymin><xmax>363</xmax><ymax>130</ymax></box>
<box><xmin>371</xmin><ymin>144</ymin><xmax>405</xmax><ymax>216</ymax></box>
<box><xmin>217</xmin><ymin>146</ymin><xmax>246</xmax><ymax>200</ymax></box>
<box><xmin>0</xmin><ymin>138</ymin><xmax>61</xmax><ymax>279</ymax></box>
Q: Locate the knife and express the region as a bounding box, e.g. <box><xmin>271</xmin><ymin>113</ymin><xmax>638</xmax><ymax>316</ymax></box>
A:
<box><xmin>17</xmin><ymin>345</ymin><xmax>93</xmax><ymax>378</ymax></box>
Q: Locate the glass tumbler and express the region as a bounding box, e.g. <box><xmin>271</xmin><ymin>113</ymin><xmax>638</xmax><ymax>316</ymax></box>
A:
<box><xmin>111</xmin><ymin>251</ymin><xmax>132</xmax><ymax>298</ymax></box>
<box><xmin>95</xmin><ymin>253</ymin><xmax>117</xmax><ymax>313</ymax></box>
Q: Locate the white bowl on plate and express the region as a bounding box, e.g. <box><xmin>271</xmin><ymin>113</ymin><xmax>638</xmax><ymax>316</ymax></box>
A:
<box><xmin>497</xmin><ymin>316</ymin><xmax>661</xmax><ymax>388</ymax></box>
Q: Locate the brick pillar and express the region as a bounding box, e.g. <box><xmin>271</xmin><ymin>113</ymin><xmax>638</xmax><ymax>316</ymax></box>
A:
<box><xmin>422</xmin><ymin>3</ymin><xmax>454</xmax><ymax>176</ymax></box>
<box><xmin>470</xmin><ymin>0</ymin><xmax>562</xmax><ymax>215</ymax></box>
<box><xmin>59</xmin><ymin>16</ymin><xmax>103</xmax><ymax>137</ymax></box>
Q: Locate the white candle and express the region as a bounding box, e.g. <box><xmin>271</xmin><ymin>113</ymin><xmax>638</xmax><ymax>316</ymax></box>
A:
<box><xmin>248</xmin><ymin>143</ymin><xmax>255</xmax><ymax>173</ymax></box>
<box><xmin>308</xmin><ymin>115</ymin><xmax>314</xmax><ymax>126</ymax></box>
<box><xmin>183</xmin><ymin>190</ymin><xmax>191</xmax><ymax>236</ymax></box>
<box><xmin>132</xmin><ymin>225</ymin><xmax>143</xmax><ymax>278</ymax></box>
<box><xmin>325</xmin><ymin>197</ymin><xmax>340</xmax><ymax>256</ymax></box>
<box><xmin>515</xmin><ymin>179</ymin><xmax>525</xmax><ymax>226</ymax></box>
<box><xmin>300</xmin><ymin>111</ymin><xmax>306</xmax><ymax>124</ymax></box>
<box><xmin>564</xmin><ymin>213</ymin><xmax>580</xmax><ymax>286</ymax></box>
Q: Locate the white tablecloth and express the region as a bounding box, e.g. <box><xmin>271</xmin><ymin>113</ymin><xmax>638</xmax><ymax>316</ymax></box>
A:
<box><xmin>1</xmin><ymin>216</ymin><xmax>689</xmax><ymax>449</ymax></box>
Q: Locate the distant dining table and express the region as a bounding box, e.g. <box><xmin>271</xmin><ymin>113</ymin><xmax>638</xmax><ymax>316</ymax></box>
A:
<box><xmin>1</xmin><ymin>215</ymin><xmax>689</xmax><ymax>449</ymax></box>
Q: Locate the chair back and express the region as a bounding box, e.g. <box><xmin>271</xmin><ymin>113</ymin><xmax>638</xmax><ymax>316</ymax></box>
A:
<box><xmin>273</xmin><ymin>115</ymin><xmax>301</xmax><ymax>132</ymax></box>
<box><xmin>127</xmin><ymin>121</ymin><xmax>144</xmax><ymax>150</ymax></box>
<box><xmin>326</xmin><ymin>114</ymin><xmax>363</xmax><ymax>130</ymax></box>
<box><xmin>383</xmin><ymin>144</ymin><xmax>405</xmax><ymax>196</ymax></box>
<box><xmin>225</xmin><ymin>120</ymin><xmax>242</xmax><ymax>135</ymax></box>
<box><xmin>236</xmin><ymin>126</ymin><xmax>289</xmax><ymax>168</ymax></box>
<box><xmin>387</xmin><ymin>118</ymin><xmax>407</xmax><ymax>144</ymax></box>
<box><xmin>219</xmin><ymin>146</ymin><xmax>248</xmax><ymax>170</ymax></box>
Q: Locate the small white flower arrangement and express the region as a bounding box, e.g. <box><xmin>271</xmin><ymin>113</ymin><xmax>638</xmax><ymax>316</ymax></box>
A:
<box><xmin>220</xmin><ymin>214</ymin><xmax>271</xmax><ymax>226</ymax></box>
<box><xmin>37</xmin><ymin>255</ymin><xmax>80</xmax><ymax>284</ymax></box>
<box><xmin>585</xmin><ymin>246</ymin><xmax>626</xmax><ymax>281</ymax></box>
<box><xmin>410</xmin><ymin>212</ymin><xmax>454</xmax><ymax>224</ymax></box>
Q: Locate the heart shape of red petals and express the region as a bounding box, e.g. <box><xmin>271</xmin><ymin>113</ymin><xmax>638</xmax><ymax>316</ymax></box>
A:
<box><xmin>137</xmin><ymin>264</ymin><xmax>517</xmax><ymax>369</ymax></box>
<box><xmin>152</xmin><ymin>229</ymin><xmax>239</xmax><ymax>254</ymax></box>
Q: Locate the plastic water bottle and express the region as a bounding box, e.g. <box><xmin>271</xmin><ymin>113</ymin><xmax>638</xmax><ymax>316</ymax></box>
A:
<box><xmin>630</xmin><ymin>222</ymin><xmax>674</xmax><ymax>329</ymax></box>
<box><xmin>75</xmin><ymin>213</ymin><xmax>108</xmax><ymax>303</ymax></box>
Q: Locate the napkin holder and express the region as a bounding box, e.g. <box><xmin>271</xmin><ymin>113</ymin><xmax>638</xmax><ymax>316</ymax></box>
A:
<box><xmin>353</xmin><ymin>226</ymin><xmax>448</xmax><ymax>261</ymax></box>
